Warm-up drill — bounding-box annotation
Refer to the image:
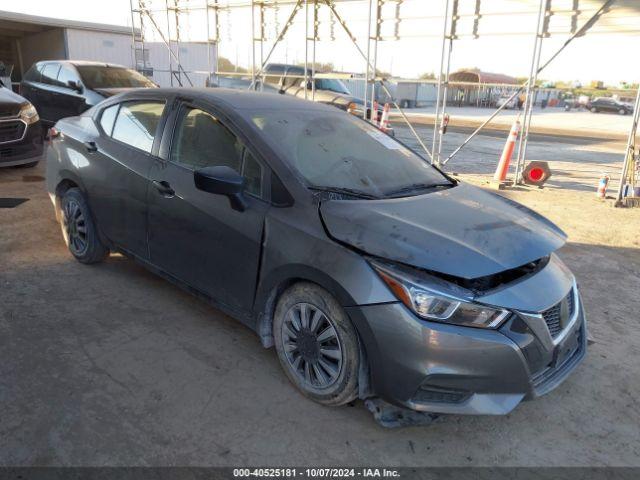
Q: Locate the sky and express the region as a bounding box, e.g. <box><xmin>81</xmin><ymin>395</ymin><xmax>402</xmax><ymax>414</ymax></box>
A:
<box><xmin>3</xmin><ymin>0</ymin><xmax>639</xmax><ymax>84</ymax></box>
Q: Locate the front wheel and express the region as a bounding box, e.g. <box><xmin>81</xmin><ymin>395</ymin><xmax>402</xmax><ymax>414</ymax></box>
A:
<box><xmin>618</xmin><ymin>108</ymin><xmax>627</xmax><ymax>115</ymax></box>
<box><xmin>60</xmin><ymin>188</ymin><xmax>109</xmax><ymax>264</ymax></box>
<box><xmin>273</xmin><ymin>282</ymin><xmax>360</xmax><ymax>406</ymax></box>
<box><xmin>590</xmin><ymin>107</ymin><xmax>598</xmax><ymax>113</ymax></box>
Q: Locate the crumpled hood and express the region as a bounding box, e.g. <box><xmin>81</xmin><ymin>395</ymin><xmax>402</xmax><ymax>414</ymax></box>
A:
<box><xmin>320</xmin><ymin>182</ymin><xmax>567</xmax><ymax>279</ymax></box>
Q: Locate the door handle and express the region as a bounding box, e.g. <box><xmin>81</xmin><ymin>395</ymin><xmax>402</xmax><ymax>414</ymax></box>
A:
<box><xmin>152</xmin><ymin>180</ymin><xmax>175</xmax><ymax>198</ymax></box>
<box><xmin>84</xmin><ymin>141</ymin><xmax>98</xmax><ymax>153</ymax></box>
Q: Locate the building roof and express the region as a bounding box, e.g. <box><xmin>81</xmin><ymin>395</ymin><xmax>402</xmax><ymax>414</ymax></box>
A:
<box><xmin>0</xmin><ymin>10</ymin><xmax>135</xmax><ymax>37</ymax></box>
<box><xmin>450</xmin><ymin>70</ymin><xmax>519</xmax><ymax>85</ymax></box>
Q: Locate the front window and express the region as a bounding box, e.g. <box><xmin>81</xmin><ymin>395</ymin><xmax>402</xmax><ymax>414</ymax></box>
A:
<box><xmin>171</xmin><ymin>107</ymin><xmax>243</xmax><ymax>170</ymax></box>
<box><xmin>251</xmin><ymin>109</ymin><xmax>451</xmax><ymax>198</ymax></box>
<box><xmin>76</xmin><ymin>66</ymin><xmax>156</xmax><ymax>89</ymax></box>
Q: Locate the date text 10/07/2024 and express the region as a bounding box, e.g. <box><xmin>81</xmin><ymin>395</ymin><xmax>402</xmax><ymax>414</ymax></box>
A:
<box><xmin>233</xmin><ymin>468</ymin><xmax>401</xmax><ymax>478</ymax></box>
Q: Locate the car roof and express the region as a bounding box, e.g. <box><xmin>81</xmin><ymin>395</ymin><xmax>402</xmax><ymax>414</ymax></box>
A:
<box><xmin>117</xmin><ymin>87</ymin><xmax>337</xmax><ymax>114</ymax></box>
<box><xmin>37</xmin><ymin>60</ymin><xmax>128</xmax><ymax>68</ymax></box>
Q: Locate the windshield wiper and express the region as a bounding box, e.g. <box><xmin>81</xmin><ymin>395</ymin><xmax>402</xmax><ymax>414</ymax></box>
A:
<box><xmin>384</xmin><ymin>182</ymin><xmax>453</xmax><ymax>198</ymax></box>
<box><xmin>309</xmin><ymin>186</ymin><xmax>380</xmax><ymax>199</ymax></box>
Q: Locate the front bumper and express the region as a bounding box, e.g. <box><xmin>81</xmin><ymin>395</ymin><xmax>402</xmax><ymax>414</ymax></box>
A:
<box><xmin>346</xmin><ymin>290</ymin><xmax>586</xmax><ymax>415</ymax></box>
<box><xmin>0</xmin><ymin>119</ymin><xmax>43</xmax><ymax>167</ymax></box>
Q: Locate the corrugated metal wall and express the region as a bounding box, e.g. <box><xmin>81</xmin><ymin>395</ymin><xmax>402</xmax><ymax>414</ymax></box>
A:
<box><xmin>65</xmin><ymin>30</ymin><xmax>216</xmax><ymax>87</ymax></box>
<box><xmin>65</xmin><ymin>29</ymin><xmax>134</xmax><ymax>67</ymax></box>
<box><xmin>146</xmin><ymin>42</ymin><xmax>216</xmax><ymax>87</ymax></box>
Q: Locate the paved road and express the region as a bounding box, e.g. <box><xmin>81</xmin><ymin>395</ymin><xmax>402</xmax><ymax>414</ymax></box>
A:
<box><xmin>394</xmin><ymin>106</ymin><xmax>633</xmax><ymax>141</ymax></box>
<box><xmin>393</xmin><ymin>124</ymin><xmax>627</xmax><ymax>193</ymax></box>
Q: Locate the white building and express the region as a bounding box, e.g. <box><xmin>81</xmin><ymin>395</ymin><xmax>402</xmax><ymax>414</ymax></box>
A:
<box><xmin>0</xmin><ymin>10</ymin><xmax>216</xmax><ymax>88</ymax></box>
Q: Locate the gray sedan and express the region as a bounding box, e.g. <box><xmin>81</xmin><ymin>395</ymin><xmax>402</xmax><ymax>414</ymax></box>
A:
<box><xmin>45</xmin><ymin>88</ymin><xmax>586</xmax><ymax>419</ymax></box>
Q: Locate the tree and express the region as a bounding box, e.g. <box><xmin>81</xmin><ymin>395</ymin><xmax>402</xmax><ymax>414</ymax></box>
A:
<box><xmin>418</xmin><ymin>72</ymin><xmax>436</xmax><ymax>80</ymax></box>
<box><xmin>217</xmin><ymin>56</ymin><xmax>247</xmax><ymax>73</ymax></box>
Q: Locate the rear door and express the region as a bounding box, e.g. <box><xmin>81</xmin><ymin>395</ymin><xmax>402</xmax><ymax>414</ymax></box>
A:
<box><xmin>86</xmin><ymin>98</ymin><xmax>167</xmax><ymax>259</ymax></box>
<box><xmin>147</xmin><ymin>99</ymin><xmax>270</xmax><ymax>314</ymax></box>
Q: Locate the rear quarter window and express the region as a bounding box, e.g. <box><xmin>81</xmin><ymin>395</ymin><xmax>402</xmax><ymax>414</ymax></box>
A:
<box><xmin>99</xmin><ymin>104</ymin><xmax>119</xmax><ymax>136</ymax></box>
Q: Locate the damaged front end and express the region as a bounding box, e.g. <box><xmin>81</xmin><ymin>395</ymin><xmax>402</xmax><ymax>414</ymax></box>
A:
<box><xmin>318</xmin><ymin>183</ymin><xmax>586</xmax><ymax>423</ymax></box>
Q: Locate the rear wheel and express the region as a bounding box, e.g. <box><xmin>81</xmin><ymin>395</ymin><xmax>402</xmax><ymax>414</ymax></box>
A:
<box><xmin>273</xmin><ymin>282</ymin><xmax>359</xmax><ymax>406</ymax></box>
<box><xmin>60</xmin><ymin>188</ymin><xmax>109</xmax><ymax>264</ymax></box>
<box><xmin>618</xmin><ymin>108</ymin><xmax>627</xmax><ymax>115</ymax></box>
<box><xmin>590</xmin><ymin>107</ymin><xmax>598</xmax><ymax>113</ymax></box>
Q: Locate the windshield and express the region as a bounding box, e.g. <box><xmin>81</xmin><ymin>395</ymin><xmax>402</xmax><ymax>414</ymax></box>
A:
<box><xmin>251</xmin><ymin>110</ymin><xmax>451</xmax><ymax>198</ymax></box>
<box><xmin>77</xmin><ymin>66</ymin><xmax>156</xmax><ymax>89</ymax></box>
<box><xmin>316</xmin><ymin>78</ymin><xmax>351</xmax><ymax>94</ymax></box>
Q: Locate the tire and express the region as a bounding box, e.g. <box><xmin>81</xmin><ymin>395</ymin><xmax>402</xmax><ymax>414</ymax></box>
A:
<box><xmin>60</xmin><ymin>188</ymin><xmax>109</xmax><ymax>264</ymax></box>
<box><xmin>618</xmin><ymin>108</ymin><xmax>627</xmax><ymax>115</ymax></box>
<box><xmin>590</xmin><ymin>107</ymin><xmax>598</xmax><ymax>113</ymax></box>
<box><xmin>273</xmin><ymin>282</ymin><xmax>360</xmax><ymax>406</ymax></box>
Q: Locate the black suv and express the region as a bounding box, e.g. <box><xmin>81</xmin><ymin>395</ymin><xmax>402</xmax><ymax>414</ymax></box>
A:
<box><xmin>587</xmin><ymin>97</ymin><xmax>633</xmax><ymax>115</ymax></box>
<box><xmin>20</xmin><ymin>60</ymin><xmax>157</xmax><ymax>126</ymax></box>
<box><xmin>0</xmin><ymin>78</ymin><xmax>42</xmax><ymax>168</ymax></box>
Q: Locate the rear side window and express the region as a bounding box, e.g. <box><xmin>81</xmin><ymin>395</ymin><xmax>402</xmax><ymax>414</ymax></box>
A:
<box><xmin>99</xmin><ymin>104</ymin><xmax>119</xmax><ymax>136</ymax></box>
<box><xmin>112</xmin><ymin>101</ymin><xmax>164</xmax><ymax>153</ymax></box>
<box><xmin>41</xmin><ymin>63</ymin><xmax>60</xmax><ymax>85</ymax></box>
<box><xmin>170</xmin><ymin>106</ymin><xmax>242</xmax><ymax>170</ymax></box>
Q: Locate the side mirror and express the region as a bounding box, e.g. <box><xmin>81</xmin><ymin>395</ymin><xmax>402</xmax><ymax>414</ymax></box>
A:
<box><xmin>68</xmin><ymin>80</ymin><xmax>83</xmax><ymax>93</ymax></box>
<box><xmin>194</xmin><ymin>165</ymin><xmax>247</xmax><ymax>212</ymax></box>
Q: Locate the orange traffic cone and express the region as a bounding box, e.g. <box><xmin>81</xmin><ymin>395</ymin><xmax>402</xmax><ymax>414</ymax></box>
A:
<box><xmin>493</xmin><ymin>120</ymin><xmax>521</xmax><ymax>184</ymax></box>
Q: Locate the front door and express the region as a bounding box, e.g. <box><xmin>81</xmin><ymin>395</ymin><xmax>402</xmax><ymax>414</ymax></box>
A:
<box><xmin>147</xmin><ymin>102</ymin><xmax>269</xmax><ymax>314</ymax></box>
<box><xmin>54</xmin><ymin>64</ymin><xmax>88</xmax><ymax>120</ymax></box>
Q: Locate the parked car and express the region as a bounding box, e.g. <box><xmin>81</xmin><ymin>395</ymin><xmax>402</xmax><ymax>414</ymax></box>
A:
<box><xmin>46</xmin><ymin>88</ymin><xmax>586</xmax><ymax>416</ymax></box>
<box><xmin>496</xmin><ymin>94</ymin><xmax>518</xmax><ymax>109</ymax></box>
<box><xmin>20</xmin><ymin>60</ymin><xmax>157</xmax><ymax>127</ymax></box>
<box><xmin>587</xmin><ymin>97</ymin><xmax>633</xmax><ymax>115</ymax></box>
<box><xmin>0</xmin><ymin>77</ymin><xmax>43</xmax><ymax>168</ymax></box>
<box><xmin>261</xmin><ymin>63</ymin><xmax>382</xmax><ymax>122</ymax></box>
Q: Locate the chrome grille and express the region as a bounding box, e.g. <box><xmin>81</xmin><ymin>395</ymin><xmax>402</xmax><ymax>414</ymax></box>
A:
<box><xmin>542</xmin><ymin>289</ymin><xmax>574</xmax><ymax>338</ymax></box>
<box><xmin>0</xmin><ymin>120</ymin><xmax>25</xmax><ymax>144</ymax></box>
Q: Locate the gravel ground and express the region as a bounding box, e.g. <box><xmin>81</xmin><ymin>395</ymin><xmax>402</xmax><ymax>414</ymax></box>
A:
<box><xmin>1</xmin><ymin>137</ymin><xmax>639</xmax><ymax>466</ymax></box>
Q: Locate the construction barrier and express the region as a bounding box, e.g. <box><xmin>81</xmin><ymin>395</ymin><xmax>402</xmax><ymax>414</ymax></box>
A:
<box><xmin>522</xmin><ymin>161</ymin><xmax>552</xmax><ymax>186</ymax></box>
<box><xmin>493</xmin><ymin>120</ymin><xmax>521</xmax><ymax>183</ymax></box>
<box><xmin>372</xmin><ymin>101</ymin><xmax>379</xmax><ymax>126</ymax></box>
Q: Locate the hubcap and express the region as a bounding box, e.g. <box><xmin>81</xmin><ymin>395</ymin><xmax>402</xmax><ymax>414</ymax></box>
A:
<box><xmin>62</xmin><ymin>199</ymin><xmax>88</xmax><ymax>256</ymax></box>
<box><xmin>281</xmin><ymin>303</ymin><xmax>343</xmax><ymax>388</ymax></box>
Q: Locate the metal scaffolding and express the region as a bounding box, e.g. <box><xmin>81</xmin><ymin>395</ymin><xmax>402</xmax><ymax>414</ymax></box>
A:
<box><xmin>130</xmin><ymin>0</ymin><xmax>640</xmax><ymax>202</ymax></box>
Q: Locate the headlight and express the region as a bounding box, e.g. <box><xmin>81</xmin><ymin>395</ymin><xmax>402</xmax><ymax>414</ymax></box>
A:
<box><xmin>19</xmin><ymin>103</ymin><xmax>39</xmax><ymax>125</ymax></box>
<box><xmin>370</xmin><ymin>260</ymin><xmax>510</xmax><ymax>329</ymax></box>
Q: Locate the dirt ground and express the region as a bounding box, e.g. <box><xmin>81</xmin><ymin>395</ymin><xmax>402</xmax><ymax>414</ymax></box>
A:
<box><xmin>1</xmin><ymin>158</ymin><xmax>639</xmax><ymax>467</ymax></box>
